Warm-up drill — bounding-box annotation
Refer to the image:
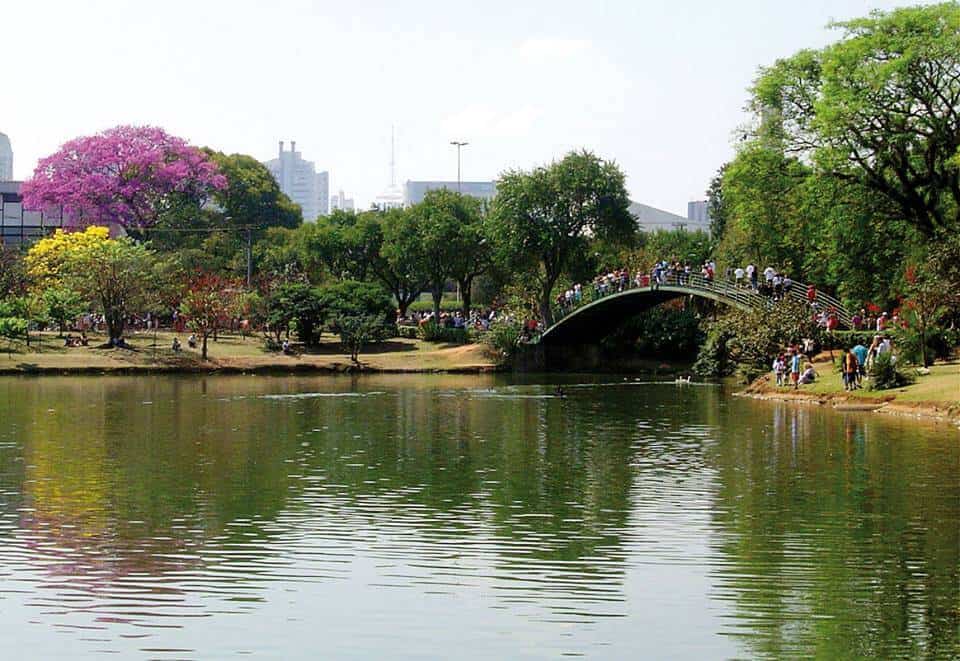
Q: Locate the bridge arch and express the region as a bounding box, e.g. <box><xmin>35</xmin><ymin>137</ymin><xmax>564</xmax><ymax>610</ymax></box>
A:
<box><xmin>539</xmin><ymin>275</ymin><xmax>850</xmax><ymax>346</ymax></box>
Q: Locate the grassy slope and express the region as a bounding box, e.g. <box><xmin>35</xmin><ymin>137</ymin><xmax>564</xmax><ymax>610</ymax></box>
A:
<box><xmin>0</xmin><ymin>330</ymin><xmax>499</xmax><ymax>373</ymax></box>
<box><xmin>750</xmin><ymin>354</ymin><xmax>960</xmax><ymax>409</ymax></box>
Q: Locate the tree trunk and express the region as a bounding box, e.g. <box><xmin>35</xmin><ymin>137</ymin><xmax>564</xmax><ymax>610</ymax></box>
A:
<box><xmin>201</xmin><ymin>333</ymin><xmax>208</xmax><ymax>361</ymax></box>
<box><xmin>432</xmin><ymin>283</ymin><xmax>443</xmax><ymax>322</ymax></box>
<box><xmin>539</xmin><ymin>289</ymin><xmax>554</xmax><ymax>327</ymax></box>
<box><xmin>459</xmin><ymin>277</ymin><xmax>473</xmax><ymax>316</ymax></box>
<box><xmin>107</xmin><ymin>315</ymin><xmax>124</xmax><ymax>343</ymax></box>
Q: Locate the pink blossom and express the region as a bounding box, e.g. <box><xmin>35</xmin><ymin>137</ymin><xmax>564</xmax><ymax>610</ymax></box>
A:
<box><xmin>22</xmin><ymin>125</ymin><xmax>226</xmax><ymax>229</ymax></box>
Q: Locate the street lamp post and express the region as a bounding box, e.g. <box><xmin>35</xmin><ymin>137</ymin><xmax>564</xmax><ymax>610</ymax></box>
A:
<box><xmin>450</xmin><ymin>141</ymin><xmax>468</xmax><ymax>193</ymax></box>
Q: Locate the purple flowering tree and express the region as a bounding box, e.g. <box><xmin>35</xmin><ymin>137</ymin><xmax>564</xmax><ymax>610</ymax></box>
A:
<box><xmin>22</xmin><ymin>125</ymin><xmax>227</xmax><ymax>229</ymax></box>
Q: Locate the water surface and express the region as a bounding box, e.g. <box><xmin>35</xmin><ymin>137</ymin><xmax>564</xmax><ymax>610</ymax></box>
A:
<box><xmin>0</xmin><ymin>374</ymin><xmax>956</xmax><ymax>659</ymax></box>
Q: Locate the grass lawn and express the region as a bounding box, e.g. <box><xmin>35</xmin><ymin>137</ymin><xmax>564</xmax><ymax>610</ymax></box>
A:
<box><xmin>762</xmin><ymin>354</ymin><xmax>960</xmax><ymax>407</ymax></box>
<box><xmin>0</xmin><ymin>330</ymin><xmax>500</xmax><ymax>373</ymax></box>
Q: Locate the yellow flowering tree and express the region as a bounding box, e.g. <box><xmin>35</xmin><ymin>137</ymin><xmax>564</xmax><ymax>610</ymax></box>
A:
<box><xmin>25</xmin><ymin>226</ymin><xmax>111</xmax><ymax>287</ymax></box>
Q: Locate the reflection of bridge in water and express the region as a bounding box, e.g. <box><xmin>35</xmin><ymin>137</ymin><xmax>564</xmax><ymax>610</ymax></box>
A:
<box><xmin>531</xmin><ymin>274</ymin><xmax>852</xmax><ymax>368</ymax></box>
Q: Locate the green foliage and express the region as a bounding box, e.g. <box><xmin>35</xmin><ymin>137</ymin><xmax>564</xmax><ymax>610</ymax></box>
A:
<box><xmin>41</xmin><ymin>286</ymin><xmax>85</xmax><ymax>335</ymax></box>
<box><xmin>693</xmin><ymin>325</ymin><xmax>735</xmax><ymax>377</ymax></box>
<box><xmin>826</xmin><ymin>331</ymin><xmax>876</xmax><ymax>350</ymax></box>
<box><xmin>706</xmin><ymin>164</ymin><xmax>729</xmax><ymax>241</ymax></box>
<box><xmin>601</xmin><ymin>304</ymin><xmax>704</xmax><ymax>360</ymax></box>
<box><xmin>265</xmin><ymin>282</ymin><xmax>325</xmax><ymax>345</ymax></box>
<box><xmin>0</xmin><ymin>246</ymin><xmax>27</xmax><ymax>298</ymax></box>
<box><xmin>336</xmin><ymin>314</ymin><xmax>391</xmax><ymax>363</ymax></box>
<box><xmin>489</xmin><ymin>150</ymin><xmax>635</xmax><ymax>324</ymax></box>
<box><xmin>206</xmin><ymin>150</ymin><xmax>302</xmax><ymax>228</ymax></box>
<box><xmin>868</xmin><ymin>352</ymin><xmax>915</xmax><ymax>391</ymax></box>
<box><xmin>641</xmin><ymin>229</ymin><xmax>713</xmax><ymax>269</ymax></box>
<box><xmin>408</xmin><ymin>298</ymin><xmax>466</xmax><ymax>313</ymax></box>
<box><xmin>715</xmin><ymin>299</ymin><xmax>820</xmax><ymax>372</ymax></box>
<box><xmin>404</xmin><ymin>189</ymin><xmax>491</xmax><ymax>318</ymax></box>
<box><xmin>483</xmin><ymin>321</ymin><xmax>522</xmax><ymax>364</ymax></box>
<box><xmin>890</xmin><ymin>327</ymin><xmax>954</xmax><ymax>367</ymax></box>
<box><xmin>0</xmin><ymin>316</ymin><xmax>28</xmax><ymax>342</ymax></box>
<box><xmin>63</xmin><ymin>237</ymin><xmax>158</xmax><ymax>341</ymax></box>
<box><xmin>417</xmin><ymin>321</ymin><xmax>471</xmax><ymax>344</ymax></box>
<box><xmin>319</xmin><ymin>280</ymin><xmax>395</xmax><ymax>360</ymax></box>
<box><xmin>317</xmin><ymin>280</ymin><xmax>393</xmax><ymax>324</ymax></box>
<box><xmin>0</xmin><ymin>297</ymin><xmax>31</xmax><ymax>343</ymax></box>
<box><xmin>750</xmin><ymin>3</ymin><xmax>960</xmax><ymax>237</ymax></box>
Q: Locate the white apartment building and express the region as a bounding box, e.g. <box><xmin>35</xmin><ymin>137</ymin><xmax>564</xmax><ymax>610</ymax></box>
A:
<box><xmin>0</xmin><ymin>132</ymin><xmax>13</xmax><ymax>181</ymax></box>
<box><xmin>263</xmin><ymin>141</ymin><xmax>328</xmax><ymax>221</ymax></box>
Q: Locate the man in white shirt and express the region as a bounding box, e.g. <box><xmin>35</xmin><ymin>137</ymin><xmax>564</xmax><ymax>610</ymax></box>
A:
<box><xmin>734</xmin><ymin>266</ymin><xmax>745</xmax><ymax>287</ymax></box>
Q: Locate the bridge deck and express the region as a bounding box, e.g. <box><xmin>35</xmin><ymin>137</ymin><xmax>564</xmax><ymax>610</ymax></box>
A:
<box><xmin>540</xmin><ymin>274</ymin><xmax>852</xmax><ymax>345</ymax></box>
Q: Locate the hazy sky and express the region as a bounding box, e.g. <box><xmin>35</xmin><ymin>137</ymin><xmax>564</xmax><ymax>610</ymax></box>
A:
<box><xmin>3</xmin><ymin>0</ymin><xmax>924</xmax><ymax>214</ymax></box>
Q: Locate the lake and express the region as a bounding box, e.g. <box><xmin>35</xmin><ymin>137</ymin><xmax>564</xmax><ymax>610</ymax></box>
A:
<box><xmin>0</xmin><ymin>374</ymin><xmax>956</xmax><ymax>659</ymax></box>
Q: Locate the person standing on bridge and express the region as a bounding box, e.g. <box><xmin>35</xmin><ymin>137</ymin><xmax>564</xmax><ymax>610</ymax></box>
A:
<box><xmin>747</xmin><ymin>263</ymin><xmax>757</xmax><ymax>291</ymax></box>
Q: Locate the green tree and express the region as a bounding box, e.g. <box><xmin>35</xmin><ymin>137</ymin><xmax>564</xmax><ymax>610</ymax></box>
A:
<box><xmin>265</xmin><ymin>283</ymin><xmax>325</xmax><ymax>346</ymax></box>
<box><xmin>317</xmin><ymin>280</ymin><xmax>393</xmax><ymax>323</ymax></box>
<box><xmin>41</xmin><ymin>286</ymin><xmax>85</xmax><ymax>336</ymax></box>
<box><xmin>751</xmin><ymin>3</ymin><xmax>960</xmax><ymax>237</ymax></box>
<box><xmin>490</xmin><ymin>150</ymin><xmax>634</xmax><ymax>325</ymax></box>
<box><xmin>378</xmin><ymin>208</ymin><xmax>430</xmax><ymax>316</ymax></box>
<box><xmin>206</xmin><ymin>151</ymin><xmax>302</xmax><ymax>229</ymax></box>
<box><xmin>706</xmin><ymin>163</ymin><xmax>729</xmax><ymax>241</ymax></box>
<box><xmin>317</xmin><ymin>280</ymin><xmax>394</xmax><ymax>363</ymax></box>
<box><xmin>64</xmin><ymin>238</ymin><xmax>157</xmax><ymax>343</ymax></box>
<box><xmin>412</xmin><ymin>190</ymin><xmax>488</xmax><ymax>319</ymax></box>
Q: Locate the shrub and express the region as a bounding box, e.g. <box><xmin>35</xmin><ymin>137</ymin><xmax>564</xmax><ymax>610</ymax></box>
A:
<box><xmin>868</xmin><ymin>352</ymin><xmax>914</xmax><ymax>391</ymax></box>
<box><xmin>396</xmin><ymin>325</ymin><xmax>419</xmax><ymax>339</ymax></box>
<box><xmin>693</xmin><ymin>326</ymin><xmax>735</xmax><ymax>377</ymax></box>
<box><xmin>417</xmin><ymin>320</ymin><xmax>471</xmax><ymax>344</ymax></box>
<box><xmin>408</xmin><ymin>299</ymin><xmax>465</xmax><ymax>313</ymax></box>
<box><xmin>483</xmin><ymin>321</ymin><xmax>522</xmax><ymax>363</ymax></box>
<box><xmin>334</xmin><ymin>314</ymin><xmax>391</xmax><ymax>363</ymax></box>
<box><xmin>890</xmin><ymin>327</ymin><xmax>953</xmax><ymax>366</ymax></box>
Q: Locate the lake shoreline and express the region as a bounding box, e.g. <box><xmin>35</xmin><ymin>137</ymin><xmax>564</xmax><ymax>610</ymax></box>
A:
<box><xmin>738</xmin><ymin>368</ymin><xmax>960</xmax><ymax>428</ymax></box>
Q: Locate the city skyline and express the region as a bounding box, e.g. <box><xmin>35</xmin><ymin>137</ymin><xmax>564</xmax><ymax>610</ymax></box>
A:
<box><xmin>2</xmin><ymin>0</ymin><xmax>926</xmax><ymax>214</ymax></box>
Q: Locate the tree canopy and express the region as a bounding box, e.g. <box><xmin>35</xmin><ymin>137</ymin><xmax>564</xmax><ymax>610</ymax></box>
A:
<box><xmin>489</xmin><ymin>150</ymin><xmax>634</xmax><ymax>324</ymax></box>
<box><xmin>22</xmin><ymin>125</ymin><xmax>226</xmax><ymax>230</ymax></box>
<box><xmin>751</xmin><ymin>2</ymin><xmax>960</xmax><ymax>237</ymax></box>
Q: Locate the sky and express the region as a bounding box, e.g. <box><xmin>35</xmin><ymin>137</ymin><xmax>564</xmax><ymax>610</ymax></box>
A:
<box><xmin>1</xmin><ymin>0</ymin><xmax>928</xmax><ymax>215</ymax></box>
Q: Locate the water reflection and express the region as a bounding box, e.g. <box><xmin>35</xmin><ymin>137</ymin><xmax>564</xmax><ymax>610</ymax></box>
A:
<box><xmin>0</xmin><ymin>375</ymin><xmax>956</xmax><ymax>658</ymax></box>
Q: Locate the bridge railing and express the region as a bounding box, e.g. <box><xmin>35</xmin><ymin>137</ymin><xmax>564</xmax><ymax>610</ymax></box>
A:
<box><xmin>548</xmin><ymin>272</ymin><xmax>853</xmax><ymax>330</ymax></box>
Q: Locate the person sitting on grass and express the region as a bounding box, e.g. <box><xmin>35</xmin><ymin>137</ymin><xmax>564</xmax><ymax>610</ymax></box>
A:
<box><xmin>281</xmin><ymin>339</ymin><xmax>292</xmax><ymax>355</ymax></box>
<box><xmin>188</xmin><ymin>334</ymin><xmax>197</xmax><ymax>349</ymax></box>
<box><xmin>798</xmin><ymin>363</ymin><xmax>817</xmax><ymax>385</ymax></box>
<box><xmin>171</xmin><ymin>337</ymin><xmax>181</xmax><ymax>352</ymax></box>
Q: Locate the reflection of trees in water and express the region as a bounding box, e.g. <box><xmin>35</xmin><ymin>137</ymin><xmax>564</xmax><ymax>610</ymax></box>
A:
<box><xmin>282</xmin><ymin>387</ymin><xmax>639</xmax><ymax>616</ymax></box>
<box><xmin>0</xmin><ymin>377</ymin><xmax>303</xmax><ymax>631</ymax></box>
<box><xmin>707</xmin><ymin>403</ymin><xmax>960</xmax><ymax>659</ymax></box>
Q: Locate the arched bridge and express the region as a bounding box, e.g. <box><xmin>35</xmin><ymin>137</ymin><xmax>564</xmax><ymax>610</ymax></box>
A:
<box><xmin>539</xmin><ymin>274</ymin><xmax>852</xmax><ymax>346</ymax></box>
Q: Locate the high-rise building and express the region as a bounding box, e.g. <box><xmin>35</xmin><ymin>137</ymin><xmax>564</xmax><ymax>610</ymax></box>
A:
<box><xmin>403</xmin><ymin>180</ymin><xmax>496</xmax><ymax>206</ymax></box>
<box><xmin>687</xmin><ymin>200</ymin><xmax>711</xmax><ymax>226</ymax></box>
<box><xmin>263</xmin><ymin>141</ymin><xmax>328</xmax><ymax>222</ymax></box>
<box><xmin>0</xmin><ymin>132</ymin><xmax>13</xmax><ymax>181</ymax></box>
<box><xmin>330</xmin><ymin>190</ymin><xmax>355</xmax><ymax>212</ymax></box>
<box><xmin>316</xmin><ymin>171</ymin><xmax>329</xmax><ymax>216</ymax></box>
